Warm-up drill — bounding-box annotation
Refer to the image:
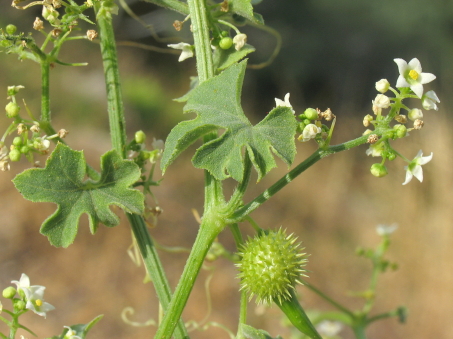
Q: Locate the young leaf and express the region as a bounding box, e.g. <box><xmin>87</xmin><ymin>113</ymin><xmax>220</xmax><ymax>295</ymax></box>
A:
<box><xmin>13</xmin><ymin>143</ymin><xmax>144</xmax><ymax>248</ymax></box>
<box><xmin>161</xmin><ymin>60</ymin><xmax>297</xmax><ymax>182</ymax></box>
<box><xmin>214</xmin><ymin>43</ymin><xmax>256</xmax><ymax>72</ymax></box>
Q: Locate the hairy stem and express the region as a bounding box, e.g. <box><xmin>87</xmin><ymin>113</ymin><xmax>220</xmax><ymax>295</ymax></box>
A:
<box><xmin>94</xmin><ymin>6</ymin><xmax>188</xmax><ymax>338</ymax></box>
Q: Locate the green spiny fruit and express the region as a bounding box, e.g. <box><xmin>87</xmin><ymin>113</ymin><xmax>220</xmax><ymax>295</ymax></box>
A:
<box><xmin>236</xmin><ymin>228</ymin><xmax>308</xmax><ymax>305</ymax></box>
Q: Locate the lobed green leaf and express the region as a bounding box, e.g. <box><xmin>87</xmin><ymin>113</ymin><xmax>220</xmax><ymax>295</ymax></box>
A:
<box><xmin>13</xmin><ymin>144</ymin><xmax>144</xmax><ymax>248</ymax></box>
<box><xmin>161</xmin><ymin>60</ymin><xmax>297</xmax><ymax>182</ymax></box>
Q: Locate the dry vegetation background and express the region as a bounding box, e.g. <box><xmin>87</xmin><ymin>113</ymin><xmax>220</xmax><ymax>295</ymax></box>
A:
<box><xmin>1</xmin><ymin>1</ymin><xmax>453</xmax><ymax>339</ymax></box>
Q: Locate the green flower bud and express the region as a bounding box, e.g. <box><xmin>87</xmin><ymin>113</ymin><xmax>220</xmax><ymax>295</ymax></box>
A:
<box><xmin>9</xmin><ymin>148</ymin><xmax>21</xmax><ymax>162</ymax></box>
<box><xmin>12</xmin><ymin>136</ymin><xmax>22</xmax><ymax>147</ymax></box>
<box><xmin>220</xmin><ymin>30</ymin><xmax>229</xmax><ymax>37</ymax></box>
<box><xmin>2</xmin><ymin>286</ymin><xmax>16</xmax><ymax>299</ymax></box>
<box><xmin>219</xmin><ymin>37</ymin><xmax>233</xmax><ymax>50</ymax></box>
<box><xmin>14</xmin><ymin>299</ymin><xmax>26</xmax><ymax>312</ymax></box>
<box><xmin>387</xmin><ymin>152</ymin><xmax>396</xmax><ymax>161</ymax></box>
<box><xmin>5</xmin><ymin>102</ymin><xmax>20</xmax><ymax>118</ymax></box>
<box><xmin>370</xmin><ymin>163</ymin><xmax>388</xmax><ymax>178</ymax></box>
<box><xmin>304</xmin><ymin>108</ymin><xmax>318</xmax><ymax>120</ymax></box>
<box><xmin>20</xmin><ymin>145</ymin><xmax>30</xmax><ymax>154</ymax></box>
<box><xmin>6</xmin><ymin>24</ymin><xmax>17</xmax><ymax>35</ymax></box>
<box><xmin>236</xmin><ymin>228</ymin><xmax>308</xmax><ymax>305</ymax></box>
<box><xmin>393</xmin><ymin>124</ymin><xmax>407</xmax><ymax>139</ymax></box>
<box><xmin>134</xmin><ymin>130</ymin><xmax>146</xmax><ymax>144</ymax></box>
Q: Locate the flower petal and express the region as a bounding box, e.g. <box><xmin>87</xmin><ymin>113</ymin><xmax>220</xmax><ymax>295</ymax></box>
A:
<box><xmin>410</xmin><ymin>83</ymin><xmax>424</xmax><ymax>98</ymax></box>
<box><xmin>419</xmin><ymin>72</ymin><xmax>436</xmax><ymax>85</ymax></box>
<box><xmin>408</xmin><ymin>58</ymin><xmax>422</xmax><ymax>73</ymax></box>
<box><xmin>402</xmin><ymin>166</ymin><xmax>413</xmax><ymax>185</ymax></box>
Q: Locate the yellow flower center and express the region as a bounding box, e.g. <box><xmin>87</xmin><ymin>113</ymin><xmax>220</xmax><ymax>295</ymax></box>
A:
<box><xmin>35</xmin><ymin>299</ymin><xmax>43</xmax><ymax>307</ymax></box>
<box><xmin>408</xmin><ymin>69</ymin><xmax>419</xmax><ymax>80</ymax></box>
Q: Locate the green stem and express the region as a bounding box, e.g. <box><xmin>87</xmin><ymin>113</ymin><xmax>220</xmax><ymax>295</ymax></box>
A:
<box><xmin>40</xmin><ymin>60</ymin><xmax>51</xmax><ymax>122</ymax></box>
<box><xmin>302</xmin><ymin>280</ymin><xmax>354</xmax><ymax>317</ymax></box>
<box><xmin>187</xmin><ymin>0</ymin><xmax>214</xmax><ymax>82</ymax></box>
<box><xmin>352</xmin><ymin>323</ymin><xmax>367</xmax><ymax>339</ymax></box>
<box><xmin>155</xmin><ymin>214</ymin><xmax>226</xmax><ymax>339</ymax></box>
<box><xmin>127</xmin><ymin>214</ymin><xmax>189</xmax><ymax>339</ymax></box>
<box><xmin>95</xmin><ymin>7</ymin><xmax>127</xmax><ymax>157</ymax></box>
<box><xmin>94</xmin><ymin>6</ymin><xmax>188</xmax><ymax>338</ymax></box>
<box><xmin>228</xmin><ymin>135</ymin><xmax>369</xmax><ymax>223</ymax></box>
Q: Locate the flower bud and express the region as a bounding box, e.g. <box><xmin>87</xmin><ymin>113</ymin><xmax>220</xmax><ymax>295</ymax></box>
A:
<box><xmin>219</xmin><ymin>37</ymin><xmax>233</xmax><ymax>50</ymax></box>
<box><xmin>12</xmin><ymin>136</ymin><xmax>22</xmax><ymax>147</ymax></box>
<box><xmin>303</xmin><ymin>108</ymin><xmax>318</xmax><ymax>120</ymax></box>
<box><xmin>20</xmin><ymin>145</ymin><xmax>30</xmax><ymax>154</ymax></box>
<box><xmin>5</xmin><ymin>102</ymin><xmax>20</xmax><ymax>118</ymax></box>
<box><xmin>2</xmin><ymin>286</ymin><xmax>16</xmax><ymax>299</ymax></box>
<box><xmin>393</xmin><ymin>124</ymin><xmax>407</xmax><ymax>138</ymax></box>
<box><xmin>9</xmin><ymin>148</ymin><xmax>21</xmax><ymax>162</ymax></box>
<box><xmin>6</xmin><ymin>24</ymin><xmax>17</xmax><ymax>35</ymax></box>
<box><xmin>370</xmin><ymin>163</ymin><xmax>388</xmax><ymax>177</ymax></box>
<box><xmin>375</xmin><ymin>79</ymin><xmax>390</xmax><ymax>93</ymax></box>
<box><xmin>135</xmin><ymin>130</ymin><xmax>146</xmax><ymax>144</ymax></box>
<box><xmin>421</xmin><ymin>90</ymin><xmax>440</xmax><ymax>111</ymax></box>
<box><xmin>408</xmin><ymin>108</ymin><xmax>423</xmax><ymax>121</ymax></box>
<box><xmin>13</xmin><ymin>299</ymin><xmax>26</xmax><ymax>312</ymax></box>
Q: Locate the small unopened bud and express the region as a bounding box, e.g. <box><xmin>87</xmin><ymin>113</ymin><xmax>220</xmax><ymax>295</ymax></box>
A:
<box><xmin>413</xmin><ymin>119</ymin><xmax>424</xmax><ymax>130</ymax></box>
<box><xmin>363</xmin><ymin>114</ymin><xmax>373</xmax><ymax>127</ymax></box>
<box><xmin>86</xmin><ymin>29</ymin><xmax>98</xmax><ymax>41</ymax></box>
<box><xmin>363</xmin><ymin>129</ymin><xmax>372</xmax><ymax>135</ymax></box>
<box><xmin>394</xmin><ymin>114</ymin><xmax>407</xmax><ymax>124</ymax></box>
<box><xmin>408</xmin><ymin>108</ymin><xmax>423</xmax><ymax>121</ymax></box>
<box><xmin>367</xmin><ymin>134</ymin><xmax>378</xmax><ymax>144</ymax></box>
<box><xmin>135</xmin><ymin>130</ymin><xmax>146</xmax><ymax>144</ymax></box>
<box><xmin>372</xmin><ymin>94</ymin><xmax>390</xmax><ymax>113</ymax></box>
<box><xmin>303</xmin><ymin>108</ymin><xmax>318</xmax><ymax>121</ymax></box>
<box><xmin>370</xmin><ymin>163</ymin><xmax>388</xmax><ymax>178</ymax></box>
<box><xmin>5</xmin><ymin>102</ymin><xmax>20</xmax><ymax>118</ymax></box>
<box><xmin>6</xmin><ymin>24</ymin><xmax>17</xmax><ymax>35</ymax></box>
<box><xmin>51</xmin><ymin>28</ymin><xmax>62</xmax><ymax>37</ymax></box>
<box><xmin>2</xmin><ymin>286</ymin><xmax>16</xmax><ymax>299</ymax></box>
<box><xmin>393</xmin><ymin>124</ymin><xmax>407</xmax><ymax>138</ymax></box>
<box><xmin>57</xmin><ymin>129</ymin><xmax>69</xmax><ymax>138</ymax></box>
<box><xmin>173</xmin><ymin>20</ymin><xmax>183</xmax><ymax>31</ymax></box>
<box><xmin>9</xmin><ymin>148</ymin><xmax>21</xmax><ymax>162</ymax></box>
<box><xmin>14</xmin><ymin>299</ymin><xmax>26</xmax><ymax>312</ymax></box>
<box><xmin>33</xmin><ymin>17</ymin><xmax>44</xmax><ymax>30</ymax></box>
<box><xmin>375</xmin><ymin>79</ymin><xmax>390</xmax><ymax>93</ymax></box>
<box><xmin>86</xmin><ymin>0</ymin><xmax>93</xmax><ymax>7</ymax></box>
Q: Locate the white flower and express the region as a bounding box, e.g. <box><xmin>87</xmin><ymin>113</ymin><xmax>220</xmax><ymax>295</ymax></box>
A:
<box><xmin>23</xmin><ymin>285</ymin><xmax>55</xmax><ymax>317</ymax></box>
<box><xmin>152</xmin><ymin>138</ymin><xmax>164</xmax><ymax>151</ymax></box>
<box><xmin>64</xmin><ymin>326</ymin><xmax>82</xmax><ymax>339</ymax></box>
<box><xmin>11</xmin><ymin>273</ymin><xmax>32</xmax><ymax>293</ymax></box>
<box><xmin>300</xmin><ymin>124</ymin><xmax>321</xmax><ymax>142</ymax></box>
<box><xmin>274</xmin><ymin>93</ymin><xmax>295</xmax><ymax>114</ymax></box>
<box><xmin>422</xmin><ymin>90</ymin><xmax>440</xmax><ymax>111</ymax></box>
<box><xmin>394</xmin><ymin>58</ymin><xmax>436</xmax><ymax>98</ymax></box>
<box><xmin>233</xmin><ymin>33</ymin><xmax>247</xmax><ymax>51</ymax></box>
<box><xmin>402</xmin><ymin>150</ymin><xmax>433</xmax><ymax>185</ymax></box>
<box><xmin>375</xmin><ymin>79</ymin><xmax>390</xmax><ymax>93</ymax></box>
<box><xmin>12</xmin><ymin>273</ymin><xmax>55</xmax><ymax>318</ymax></box>
<box><xmin>0</xmin><ymin>146</ymin><xmax>10</xmax><ymax>171</ymax></box>
<box><xmin>317</xmin><ymin>320</ymin><xmax>343</xmax><ymax>337</ymax></box>
<box><xmin>408</xmin><ymin>108</ymin><xmax>423</xmax><ymax>121</ymax></box>
<box><xmin>376</xmin><ymin>223</ymin><xmax>398</xmax><ymax>236</ymax></box>
<box><xmin>168</xmin><ymin>42</ymin><xmax>194</xmax><ymax>62</ymax></box>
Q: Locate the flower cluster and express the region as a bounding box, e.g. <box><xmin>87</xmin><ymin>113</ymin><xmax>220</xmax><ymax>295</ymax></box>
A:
<box><xmin>7</xmin><ymin>273</ymin><xmax>55</xmax><ymax>318</ymax></box>
<box><xmin>364</xmin><ymin>58</ymin><xmax>438</xmax><ymax>185</ymax></box>
<box><xmin>1</xmin><ymin>86</ymin><xmax>68</xmax><ymax>171</ymax></box>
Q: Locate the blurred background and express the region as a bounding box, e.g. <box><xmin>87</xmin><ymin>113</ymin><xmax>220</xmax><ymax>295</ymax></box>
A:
<box><xmin>1</xmin><ymin>0</ymin><xmax>452</xmax><ymax>338</ymax></box>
